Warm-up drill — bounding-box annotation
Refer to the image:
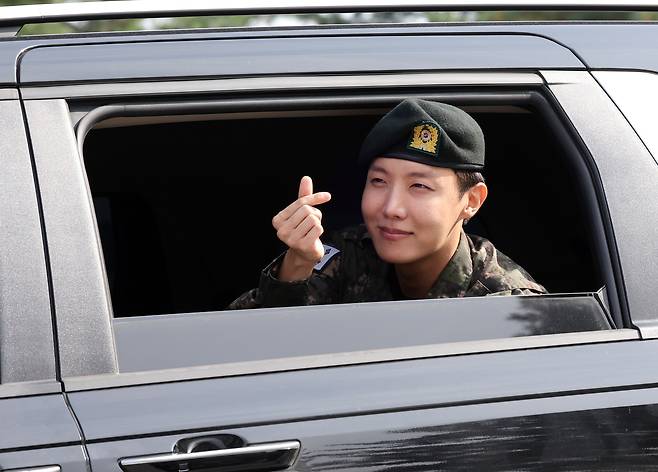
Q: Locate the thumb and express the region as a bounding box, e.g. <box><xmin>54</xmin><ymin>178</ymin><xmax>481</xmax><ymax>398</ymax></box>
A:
<box><xmin>298</xmin><ymin>175</ymin><xmax>313</xmax><ymax>198</ymax></box>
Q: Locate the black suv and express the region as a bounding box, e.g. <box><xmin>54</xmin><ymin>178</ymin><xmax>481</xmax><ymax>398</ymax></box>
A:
<box><xmin>3</xmin><ymin>2</ymin><xmax>658</xmax><ymax>471</ymax></box>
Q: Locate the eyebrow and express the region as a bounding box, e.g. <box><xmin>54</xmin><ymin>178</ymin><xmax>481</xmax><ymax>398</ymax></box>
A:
<box><xmin>369</xmin><ymin>165</ymin><xmax>389</xmax><ymax>175</ymax></box>
<box><xmin>407</xmin><ymin>171</ymin><xmax>436</xmax><ymax>179</ymax></box>
<box><xmin>369</xmin><ymin>165</ymin><xmax>438</xmax><ymax>180</ymax></box>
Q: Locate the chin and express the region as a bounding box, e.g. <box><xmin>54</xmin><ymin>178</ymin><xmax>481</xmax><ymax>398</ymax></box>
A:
<box><xmin>373</xmin><ymin>243</ymin><xmax>418</xmax><ymax>265</ymax></box>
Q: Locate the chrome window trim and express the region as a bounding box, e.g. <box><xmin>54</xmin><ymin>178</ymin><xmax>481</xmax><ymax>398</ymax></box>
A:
<box><xmin>64</xmin><ymin>329</ymin><xmax>639</xmax><ymax>391</ymax></box>
<box><xmin>22</xmin><ymin>72</ymin><xmax>543</xmax><ymax>100</ymax></box>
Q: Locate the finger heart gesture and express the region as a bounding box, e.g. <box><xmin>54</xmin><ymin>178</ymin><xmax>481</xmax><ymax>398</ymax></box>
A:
<box><xmin>272</xmin><ymin>176</ymin><xmax>332</xmax><ymax>281</ymax></box>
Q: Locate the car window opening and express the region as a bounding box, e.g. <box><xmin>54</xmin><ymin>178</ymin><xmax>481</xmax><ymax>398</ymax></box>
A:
<box><xmin>82</xmin><ymin>105</ymin><xmax>603</xmax><ymax>318</ymax></box>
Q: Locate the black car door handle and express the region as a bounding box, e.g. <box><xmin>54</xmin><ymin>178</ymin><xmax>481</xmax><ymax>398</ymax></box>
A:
<box><xmin>119</xmin><ymin>440</ymin><xmax>301</xmax><ymax>472</ymax></box>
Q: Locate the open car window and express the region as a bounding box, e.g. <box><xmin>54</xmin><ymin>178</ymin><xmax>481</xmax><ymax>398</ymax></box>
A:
<box><xmin>76</xmin><ymin>88</ymin><xmax>621</xmax><ymax>377</ymax></box>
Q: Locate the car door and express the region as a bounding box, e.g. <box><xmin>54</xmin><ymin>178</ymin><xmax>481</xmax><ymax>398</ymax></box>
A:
<box><xmin>18</xmin><ymin>31</ymin><xmax>658</xmax><ymax>471</ymax></box>
<box><xmin>0</xmin><ymin>93</ymin><xmax>86</xmax><ymax>471</ymax></box>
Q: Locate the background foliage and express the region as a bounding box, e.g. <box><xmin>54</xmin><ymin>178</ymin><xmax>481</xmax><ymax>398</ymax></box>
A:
<box><xmin>0</xmin><ymin>0</ymin><xmax>656</xmax><ymax>36</ymax></box>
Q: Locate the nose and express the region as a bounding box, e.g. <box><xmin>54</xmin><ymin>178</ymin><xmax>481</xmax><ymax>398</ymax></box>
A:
<box><xmin>382</xmin><ymin>186</ymin><xmax>407</xmax><ymax>220</ymax></box>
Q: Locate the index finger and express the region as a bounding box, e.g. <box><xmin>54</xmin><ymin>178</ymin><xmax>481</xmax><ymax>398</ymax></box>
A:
<box><xmin>276</xmin><ymin>191</ymin><xmax>332</xmax><ymax>222</ymax></box>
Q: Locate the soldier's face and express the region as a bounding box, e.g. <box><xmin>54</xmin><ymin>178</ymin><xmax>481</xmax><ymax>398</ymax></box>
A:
<box><xmin>361</xmin><ymin>157</ymin><xmax>467</xmax><ymax>266</ymax></box>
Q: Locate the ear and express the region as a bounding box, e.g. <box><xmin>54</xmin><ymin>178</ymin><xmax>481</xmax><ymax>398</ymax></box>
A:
<box><xmin>461</xmin><ymin>182</ymin><xmax>488</xmax><ymax>221</ymax></box>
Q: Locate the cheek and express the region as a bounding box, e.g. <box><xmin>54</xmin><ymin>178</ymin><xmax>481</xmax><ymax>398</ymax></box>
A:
<box><xmin>361</xmin><ymin>188</ymin><xmax>378</xmax><ymax>220</ymax></box>
<box><xmin>413</xmin><ymin>199</ymin><xmax>452</xmax><ymax>231</ymax></box>
<box><xmin>413</xmin><ymin>206</ymin><xmax>437</xmax><ymax>230</ymax></box>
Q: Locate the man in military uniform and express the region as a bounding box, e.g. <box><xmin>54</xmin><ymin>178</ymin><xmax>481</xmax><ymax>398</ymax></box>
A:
<box><xmin>229</xmin><ymin>98</ymin><xmax>545</xmax><ymax>309</ymax></box>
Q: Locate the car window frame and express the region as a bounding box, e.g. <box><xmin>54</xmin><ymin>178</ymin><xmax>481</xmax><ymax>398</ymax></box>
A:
<box><xmin>21</xmin><ymin>71</ymin><xmax>633</xmax><ymax>387</ymax></box>
<box><xmin>73</xmin><ymin>81</ymin><xmax>621</xmax><ymax>319</ymax></box>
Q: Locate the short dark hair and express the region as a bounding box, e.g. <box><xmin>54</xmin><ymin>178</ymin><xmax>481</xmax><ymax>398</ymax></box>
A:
<box><xmin>455</xmin><ymin>170</ymin><xmax>485</xmax><ymax>196</ymax></box>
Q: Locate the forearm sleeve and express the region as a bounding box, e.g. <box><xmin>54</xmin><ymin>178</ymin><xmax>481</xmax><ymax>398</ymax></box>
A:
<box><xmin>259</xmin><ymin>253</ymin><xmax>341</xmax><ymax>307</ymax></box>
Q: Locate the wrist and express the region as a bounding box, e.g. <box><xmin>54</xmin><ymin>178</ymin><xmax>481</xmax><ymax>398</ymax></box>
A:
<box><xmin>278</xmin><ymin>250</ymin><xmax>316</xmax><ymax>281</ymax></box>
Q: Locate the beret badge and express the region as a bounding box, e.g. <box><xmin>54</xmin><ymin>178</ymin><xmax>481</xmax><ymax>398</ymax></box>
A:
<box><xmin>407</xmin><ymin>121</ymin><xmax>440</xmax><ymax>157</ymax></box>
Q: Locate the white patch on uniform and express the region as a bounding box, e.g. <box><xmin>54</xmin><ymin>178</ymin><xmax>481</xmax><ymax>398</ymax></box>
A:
<box><xmin>314</xmin><ymin>244</ymin><xmax>341</xmax><ymax>271</ymax></box>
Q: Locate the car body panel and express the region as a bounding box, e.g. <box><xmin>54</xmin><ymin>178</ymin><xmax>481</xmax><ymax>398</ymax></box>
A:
<box><xmin>0</xmin><ymin>393</ymin><xmax>81</xmax><ymax>450</ymax></box>
<box><xmin>0</xmin><ymin>446</ymin><xmax>87</xmax><ymax>472</ymax></box>
<box><xmin>72</xmin><ymin>337</ymin><xmax>658</xmax><ymax>470</ymax></box>
<box><xmin>67</xmin><ymin>336</ymin><xmax>655</xmax><ymax>441</ymax></box>
<box><xmin>86</xmin><ymin>394</ymin><xmax>658</xmax><ymax>471</ymax></box>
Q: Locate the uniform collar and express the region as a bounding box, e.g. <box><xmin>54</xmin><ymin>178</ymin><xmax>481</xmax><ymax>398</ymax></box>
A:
<box><xmin>426</xmin><ymin>230</ymin><xmax>473</xmax><ymax>298</ymax></box>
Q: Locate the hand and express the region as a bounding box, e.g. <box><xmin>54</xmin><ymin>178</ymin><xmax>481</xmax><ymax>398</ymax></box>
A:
<box><xmin>272</xmin><ymin>176</ymin><xmax>331</xmax><ymax>281</ymax></box>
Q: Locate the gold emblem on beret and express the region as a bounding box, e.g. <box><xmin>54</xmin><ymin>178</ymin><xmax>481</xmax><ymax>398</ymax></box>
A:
<box><xmin>408</xmin><ymin>122</ymin><xmax>439</xmax><ymax>156</ymax></box>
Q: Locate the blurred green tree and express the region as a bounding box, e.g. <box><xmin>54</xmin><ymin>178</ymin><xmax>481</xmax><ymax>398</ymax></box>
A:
<box><xmin>0</xmin><ymin>0</ymin><xmax>655</xmax><ymax>35</ymax></box>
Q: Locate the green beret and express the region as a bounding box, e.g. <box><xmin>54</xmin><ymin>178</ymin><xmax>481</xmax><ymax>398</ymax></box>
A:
<box><xmin>357</xmin><ymin>98</ymin><xmax>485</xmax><ymax>171</ymax></box>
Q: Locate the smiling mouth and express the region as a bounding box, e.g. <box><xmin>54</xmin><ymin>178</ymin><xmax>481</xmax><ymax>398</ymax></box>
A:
<box><xmin>378</xmin><ymin>226</ymin><xmax>413</xmax><ymax>241</ymax></box>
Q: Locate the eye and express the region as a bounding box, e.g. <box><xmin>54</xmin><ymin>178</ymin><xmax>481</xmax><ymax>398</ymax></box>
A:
<box><xmin>369</xmin><ymin>177</ymin><xmax>386</xmax><ymax>186</ymax></box>
<box><xmin>411</xmin><ymin>183</ymin><xmax>433</xmax><ymax>191</ymax></box>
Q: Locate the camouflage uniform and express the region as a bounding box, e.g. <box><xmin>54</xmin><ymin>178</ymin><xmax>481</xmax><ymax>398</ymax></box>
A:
<box><xmin>228</xmin><ymin>225</ymin><xmax>546</xmax><ymax>310</ymax></box>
